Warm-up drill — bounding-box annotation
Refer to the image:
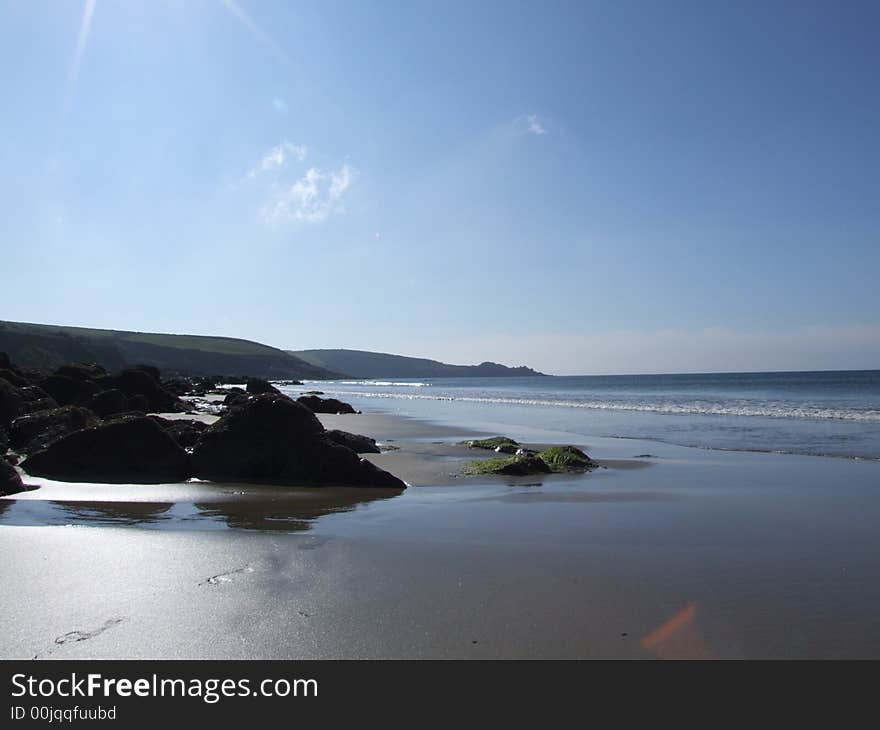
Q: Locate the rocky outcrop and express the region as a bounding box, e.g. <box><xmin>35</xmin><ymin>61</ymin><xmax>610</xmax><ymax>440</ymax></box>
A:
<box><xmin>21</xmin><ymin>416</ymin><xmax>191</xmax><ymax>483</ymax></box>
<box><xmin>0</xmin><ymin>379</ymin><xmax>24</xmax><ymax>427</ymax></box>
<box><xmin>191</xmin><ymin>394</ymin><xmax>403</xmax><ymax>488</ymax></box>
<box><xmin>55</xmin><ymin>363</ymin><xmax>107</xmax><ymax>381</ymax></box>
<box><xmin>223</xmin><ymin>391</ymin><xmax>251</xmax><ymax>408</ymax></box>
<box><xmin>1</xmin><ymin>456</ymin><xmax>26</xmax><ymax>496</ymax></box>
<box><xmin>17</xmin><ymin>386</ymin><xmax>59</xmax><ymax>416</ymax></box>
<box><xmin>461</xmin><ymin>440</ymin><xmax>597</xmax><ymax>477</ymax></box>
<box><xmin>246</xmin><ymin>378</ymin><xmax>281</xmax><ymax>395</ymax></box>
<box><xmin>296</xmin><ymin>395</ymin><xmax>358</xmax><ymax>415</ymax></box>
<box><xmin>95</xmin><ymin>368</ymin><xmax>184</xmax><ymax>413</ymax></box>
<box><xmin>324</xmin><ymin>429</ymin><xmax>380</xmax><ymax>454</ymax></box>
<box><xmin>86</xmin><ymin>389</ymin><xmax>130</xmax><ymax>418</ymax></box>
<box><xmin>9</xmin><ymin>405</ymin><xmax>100</xmax><ymax>455</ymax></box>
<box><xmin>537</xmin><ymin>446</ymin><xmax>596</xmax><ymax>472</ymax></box>
<box><xmin>463</xmin><ymin>436</ymin><xmax>521</xmax><ymax>453</ymax></box>
<box><xmin>148</xmin><ymin>416</ymin><xmax>208</xmax><ymax>449</ymax></box>
<box><xmin>0</xmin><ymin>369</ymin><xmax>29</xmax><ymax>387</ymax></box>
<box><xmin>38</xmin><ymin>374</ymin><xmax>98</xmax><ymax>407</ymax></box>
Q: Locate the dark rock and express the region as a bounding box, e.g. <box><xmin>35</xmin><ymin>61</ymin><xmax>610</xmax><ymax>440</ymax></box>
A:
<box><xmin>55</xmin><ymin>363</ymin><xmax>107</xmax><ymax>381</ymax></box>
<box><xmin>1</xmin><ymin>456</ymin><xmax>26</xmax><ymax>496</ymax></box>
<box><xmin>191</xmin><ymin>394</ymin><xmax>403</xmax><ymax>488</ymax></box>
<box><xmin>38</xmin><ymin>374</ymin><xmax>98</xmax><ymax>407</ymax></box>
<box><xmin>10</xmin><ymin>405</ymin><xmax>100</xmax><ymax>455</ymax></box>
<box><xmin>0</xmin><ymin>426</ymin><xmax>7</xmax><ymax>454</ymax></box>
<box><xmin>302</xmin><ymin>390</ymin><xmax>325</xmax><ymax>395</ymax></box>
<box><xmin>148</xmin><ymin>416</ymin><xmax>208</xmax><ymax>449</ymax></box>
<box><xmin>296</xmin><ymin>395</ymin><xmax>357</xmax><ymax>414</ymax></box>
<box><xmin>131</xmin><ymin>364</ymin><xmax>161</xmax><ymax>382</ymax></box>
<box><xmin>324</xmin><ymin>429</ymin><xmax>380</xmax><ymax>454</ymax></box>
<box><xmin>127</xmin><ymin>394</ymin><xmax>150</xmax><ymax>412</ymax></box>
<box><xmin>95</xmin><ymin>369</ymin><xmax>182</xmax><ymax>413</ymax></box>
<box><xmin>16</xmin><ymin>385</ymin><xmax>59</xmax><ymax>416</ymax></box>
<box><xmin>86</xmin><ymin>389</ymin><xmax>130</xmax><ymax>418</ymax></box>
<box><xmin>223</xmin><ymin>392</ymin><xmax>251</xmax><ymax>408</ymax></box>
<box><xmin>0</xmin><ymin>369</ymin><xmax>29</xmax><ymax>388</ymax></box>
<box><xmin>0</xmin><ymin>352</ymin><xmax>10</xmax><ymax>370</ymax></box>
<box><xmin>21</xmin><ymin>416</ymin><xmax>191</xmax><ymax>483</ymax></box>
<box><xmin>161</xmin><ymin>378</ymin><xmax>193</xmax><ymax>396</ymax></box>
<box><xmin>0</xmin><ymin>379</ymin><xmax>24</xmax><ymax>427</ymax></box>
<box><xmin>246</xmin><ymin>378</ymin><xmax>281</xmax><ymax>395</ymax></box>
<box><xmin>101</xmin><ymin>410</ymin><xmax>147</xmax><ymax>421</ymax></box>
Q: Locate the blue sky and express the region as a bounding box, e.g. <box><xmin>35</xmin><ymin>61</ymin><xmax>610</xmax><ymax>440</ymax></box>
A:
<box><xmin>1</xmin><ymin>0</ymin><xmax>878</xmax><ymax>374</ymax></box>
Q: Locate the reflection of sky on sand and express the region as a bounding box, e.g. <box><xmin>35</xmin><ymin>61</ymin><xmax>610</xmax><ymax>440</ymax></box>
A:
<box><xmin>0</xmin><ymin>487</ymin><xmax>404</xmax><ymax>533</ymax></box>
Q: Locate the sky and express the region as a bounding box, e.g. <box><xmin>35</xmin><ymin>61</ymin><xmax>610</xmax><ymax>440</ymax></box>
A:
<box><xmin>0</xmin><ymin>0</ymin><xmax>878</xmax><ymax>375</ymax></box>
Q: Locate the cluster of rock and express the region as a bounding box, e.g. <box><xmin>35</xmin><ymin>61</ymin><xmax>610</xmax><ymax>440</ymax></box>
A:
<box><xmin>461</xmin><ymin>437</ymin><xmax>597</xmax><ymax>476</ymax></box>
<box><xmin>1</xmin><ymin>354</ymin><xmax>402</xmax><ymax>490</ymax></box>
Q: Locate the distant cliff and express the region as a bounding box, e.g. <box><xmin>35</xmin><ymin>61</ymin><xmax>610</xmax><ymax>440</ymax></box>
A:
<box><xmin>289</xmin><ymin>349</ymin><xmax>547</xmax><ymax>379</ymax></box>
<box><xmin>0</xmin><ymin>321</ymin><xmax>342</xmax><ymax>380</ymax></box>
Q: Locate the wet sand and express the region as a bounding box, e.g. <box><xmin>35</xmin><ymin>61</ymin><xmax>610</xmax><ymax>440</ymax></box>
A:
<box><xmin>2</xmin><ymin>411</ymin><xmax>880</xmax><ymax>658</ymax></box>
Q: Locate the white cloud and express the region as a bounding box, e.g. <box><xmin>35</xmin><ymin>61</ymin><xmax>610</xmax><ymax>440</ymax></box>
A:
<box><xmin>248</xmin><ymin>141</ymin><xmax>307</xmax><ymax>178</ymax></box>
<box><xmin>261</xmin><ymin>164</ymin><xmax>356</xmax><ymax>224</ymax></box>
<box><xmin>525</xmin><ymin>114</ymin><xmax>546</xmax><ymax>135</ymax></box>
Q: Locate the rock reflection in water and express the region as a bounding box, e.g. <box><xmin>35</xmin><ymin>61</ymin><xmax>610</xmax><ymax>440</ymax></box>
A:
<box><xmin>52</xmin><ymin>501</ymin><xmax>174</xmax><ymax>526</ymax></box>
<box><xmin>194</xmin><ymin>487</ymin><xmax>402</xmax><ymax>532</ymax></box>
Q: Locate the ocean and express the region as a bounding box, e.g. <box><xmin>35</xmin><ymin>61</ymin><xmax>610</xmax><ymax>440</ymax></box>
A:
<box><xmin>288</xmin><ymin>370</ymin><xmax>880</xmax><ymax>460</ymax></box>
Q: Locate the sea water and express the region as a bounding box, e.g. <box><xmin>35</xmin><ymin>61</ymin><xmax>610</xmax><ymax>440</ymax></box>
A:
<box><xmin>289</xmin><ymin>370</ymin><xmax>880</xmax><ymax>459</ymax></box>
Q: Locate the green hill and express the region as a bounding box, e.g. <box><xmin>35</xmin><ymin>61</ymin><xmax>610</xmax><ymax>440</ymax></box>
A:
<box><xmin>289</xmin><ymin>349</ymin><xmax>547</xmax><ymax>379</ymax></box>
<box><xmin>0</xmin><ymin>321</ymin><xmax>342</xmax><ymax>379</ymax></box>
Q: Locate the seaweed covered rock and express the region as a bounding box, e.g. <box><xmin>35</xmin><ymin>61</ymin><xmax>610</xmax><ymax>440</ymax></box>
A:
<box><xmin>246</xmin><ymin>378</ymin><xmax>280</xmax><ymax>395</ymax></box>
<box><xmin>1</xmin><ymin>456</ymin><xmax>25</xmax><ymax>496</ymax></box>
<box><xmin>296</xmin><ymin>395</ymin><xmax>358</xmax><ymax>415</ymax></box>
<box><xmin>463</xmin><ymin>436</ymin><xmax>521</xmax><ymax>454</ymax></box>
<box><xmin>462</xmin><ymin>444</ymin><xmax>597</xmax><ymax>477</ymax></box>
<box><xmin>191</xmin><ymin>394</ymin><xmax>402</xmax><ymax>487</ymax></box>
<box><xmin>324</xmin><ymin>429</ymin><xmax>380</xmax><ymax>454</ymax></box>
<box><xmin>462</xmin><ymin>454</ymin><xmax>551</xmax><ymax>476</ymax></box>
<box><xmin>9</xmin><ymin>405</ymin><xmax>100</xmax><ymax>455</ymax></box>
<box><xmin>537</xmin><ymin>446</ymin><xmax>596</xmax><ymax>472</ymax></box>
<box><xmin>21</xmin><ymin>416</ymin><xmax>190</xmax><ymax>483</ymax></box>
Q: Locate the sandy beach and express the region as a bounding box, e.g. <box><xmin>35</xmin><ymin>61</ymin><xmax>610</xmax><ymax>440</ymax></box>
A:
<box><xmin>2</xmin><ymin>410</ymin><xmax>880</xmax><ymax>659</ymax></box>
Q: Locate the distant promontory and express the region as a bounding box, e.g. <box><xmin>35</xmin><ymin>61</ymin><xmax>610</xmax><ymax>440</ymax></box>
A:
<box><xmin>290</xmin><ymin>349</ymin><xmax>547</xmax><ymax>379</ymax></box>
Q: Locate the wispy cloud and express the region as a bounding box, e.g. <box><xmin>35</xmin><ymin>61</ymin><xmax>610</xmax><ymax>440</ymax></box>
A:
<box><xmin>63</xmin><ymin>0</ymin><xmax>97</xmax><ymax>116</ymax></box>
<box><xmin>247</xmin><ymin>141</ymin><xmax>307</xmax><ymax>178</ymax></box>
<box><xmin>261</xmin><ymin>164</ymin><xmax>355</xmax><ymax>224</ymax></box>
<box><xmin>525</xmin><ymin>114</ymin><xmax>547</xmax><ymax>135</ymax></box>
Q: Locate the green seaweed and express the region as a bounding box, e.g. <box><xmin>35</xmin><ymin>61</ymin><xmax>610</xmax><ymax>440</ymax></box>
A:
<box><xmin>460</xmin><ymin>455</ymin><xmax>519</xmax><ymax>475</ymax></box>
<box><xmin>537</xmin><ymin>446</ymin><xmax>596</xmax><ymax>472</ymax></box>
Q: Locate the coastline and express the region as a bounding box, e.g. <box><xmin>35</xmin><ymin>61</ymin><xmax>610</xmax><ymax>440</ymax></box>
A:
<box><xmin>2</xmin><ymin>408</ymin><xmax>880</xmax><ymax>658</ymax></box>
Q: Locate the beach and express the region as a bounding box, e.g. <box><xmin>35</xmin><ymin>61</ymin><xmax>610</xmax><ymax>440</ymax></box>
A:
<box><xmin>3</xmin><ymin>406</ymin><xmax>880</xmax><ymax>660</ymax></box>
